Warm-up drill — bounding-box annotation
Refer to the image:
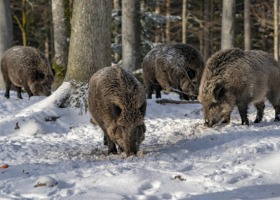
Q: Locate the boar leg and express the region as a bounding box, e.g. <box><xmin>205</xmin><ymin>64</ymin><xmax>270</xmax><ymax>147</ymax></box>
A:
<box><xmin>273</xmin><ymin>105</ymin><xmax>280</xmax><ymax>122</ymax></box>
<box><xmin>4</xmin><ymin>84</ymin><xmax>11</xmax><ymax>99</ymax></box>
<box><xmin>155</xmin><ymin>84</ymin><xmax>162</xmax><ymax>98</ymax></box>
<box><xmin>23</xmin><ymin>84</ymin><xmax>33</xmax><ymax>98</ymax></box>
<box><xmin>107</xmin><ymin>138</ymin><xmax>117</xmax><ymax>154</ymax></box>
<box><xmin>237</xmin><ymin>103</ymin><xmax>249</xmax><ymax>125</ymax></box>
<box><xmin>103</xmin><ymin>134</ymin><xmax>108</xmax><ymax>146</ymax></box>
<box><xmin>3</xmin><ymin>77</ymin><xmax>12</xmax><ymax>99</ymax></box>
<box><xmin>103</xmin><ymin>133</ymin><xmax>117</xmax><ymax>154</ymax></box>
<box><xmin>15</xmin><ymin>86</ymin><xmax>23</xmax><ymax>99</ymax></box>
<box><xmin>146</xmin><ymin>84</ymin><xmax>154</xmax><ymax>99</ymax></box>
<box><xmin>267</xmin><ymin>94</ymin><xmax>280</xmax><ymax>122</ymax></box>
<box><xmin>254</xmin><ymin>102</ymin><xmax>265</xmax><ymax>123</ymax></box>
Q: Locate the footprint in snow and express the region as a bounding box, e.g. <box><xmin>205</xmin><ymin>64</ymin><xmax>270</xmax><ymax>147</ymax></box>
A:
<box><xmin>140</xmin><ymin>181</ymin><xmax>161</xmax><ymax>195</ymax></box>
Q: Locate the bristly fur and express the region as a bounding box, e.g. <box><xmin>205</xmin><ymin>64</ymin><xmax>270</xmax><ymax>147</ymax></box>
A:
<box><xmin>88</xmin><ymin>66</ymin><xmax>147</xmax><ymax>157</ymax></box>
<box><xmin>142</xmin><ymin>43</ymin><xmax>205</xmax><ymax>100</ymax></box>
<box><xmin>198</xmin><ymin>48</ymin><xmax>280</xmax><ymax>127</ymax></box>
<box><xmin>1</xmin><ymin>46</ymin><xmax>54</xmax><ymax>99</ymax></box>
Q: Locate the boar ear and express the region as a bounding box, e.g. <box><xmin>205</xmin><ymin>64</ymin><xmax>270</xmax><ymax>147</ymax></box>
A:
<box><xmin>214</xmin><ymin>84</ymin><xmax>226</xmax><ymax>101</ymax></box>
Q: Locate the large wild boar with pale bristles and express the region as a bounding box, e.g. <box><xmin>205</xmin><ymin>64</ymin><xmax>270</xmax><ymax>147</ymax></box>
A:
<box><xmin>198</xmin><ymin>48</ymin><xmax>280</xmax><ymax>127</ymax></box>
<box><xmin>142</xmin><ymin>43</ymin><xmax>205</xmax><ymax>100</ymax></box>
<box><xmin>88</xmin><ymin>66</ymin><xmax>147</xmax><ymax>157</ymax></box>
<box><xmin>1</xmin><ymin>46</ymin><xmax>54</xmax><ymax>99</ymax></box>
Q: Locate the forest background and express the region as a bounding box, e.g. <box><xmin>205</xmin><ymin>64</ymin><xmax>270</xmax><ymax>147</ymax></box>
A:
<box><xmin>0</xmin><ymin>0</ymin><xmax>279</xmax><ymax>89</ymax></box>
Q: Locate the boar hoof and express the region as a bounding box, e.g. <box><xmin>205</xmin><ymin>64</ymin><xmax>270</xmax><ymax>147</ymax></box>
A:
<box><xmin>108</xmin><ymin>148</ymin><xmax>118</xmax><ymax>155</ymax></box>
<box><xmin>108</xmin><ymin>143</ymin><xmax>118</xmax><ymax>155</ymax></box>
<box><xmin>241</xmin><ymin>119</ymin><xmax>249</xmax><ymax>126</ymax></box>
<box><xmin>254</xmin><ymin>118</ymin><xmax>261</xmax><ymax>123</ymax></box>
<box><xmin>4</xmin><ymin>94</ymin><xmax>10</xmax><ymax>99</ymax></box>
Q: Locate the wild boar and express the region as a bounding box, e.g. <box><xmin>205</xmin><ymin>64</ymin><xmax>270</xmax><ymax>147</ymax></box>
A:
<box><xmin>1</xmin><ymin>46</ymin><xmax>54</xmax><ymax>99</ymax></box>
<box><xmin>142</xmin><ymin>43</ymin><xmax>205</xmax><ymax>100</ymax></box>
<box><xmin>88</xmin><ymin>66</ymin><xmax>147</xmax><ymax>157</ymax></box>
<box><xmin>198</xmin><ymin>48</ymin><xmax>280</xmax><ymax>127</ymax></box>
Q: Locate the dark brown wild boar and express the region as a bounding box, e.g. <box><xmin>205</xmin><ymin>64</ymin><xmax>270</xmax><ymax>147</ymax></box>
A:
<box><xmin>1</xmin><ymin>46</ymin><xmax>54</xmax><ymax>99</ymax></box>
<box><xmin>142</xmin><ymin>43</ymin><xmax>205</xmax><ymax>100</ymax></box>
<box><xmin>88</xmin><ymin>66</ymin><xmax>147</xmax><ymax>157</ymax></box>
<box><xmin>198</xmin><ymin>48</ymin><xmax>280</xmax><ymax>127</ymax></box>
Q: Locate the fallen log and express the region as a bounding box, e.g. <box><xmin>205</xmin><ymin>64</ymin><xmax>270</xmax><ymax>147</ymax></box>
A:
<box><xmin>155</xmin><ymin>99</ymin><xmax>200</xmax><ymax>104</ymax></box>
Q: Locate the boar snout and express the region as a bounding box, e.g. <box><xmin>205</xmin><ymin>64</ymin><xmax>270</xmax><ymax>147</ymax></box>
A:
<box><xmin>124</xmin><ymin>124</ymin><xmax>146</xmax><ymax>157</ymax></box>
<box><xmin>30</xmin><ymin>80</ymin><xmax>52</xmax><ymax>97</ymax></box>
<box><xmin>204</xmin><ymin>115</ymin><xmax>230</xmax><ymax>127</ymax></box>
<box><xmin>204</xmin><ymin>118</ymin><xmax>217</xmax><ymax>128</ymax></box>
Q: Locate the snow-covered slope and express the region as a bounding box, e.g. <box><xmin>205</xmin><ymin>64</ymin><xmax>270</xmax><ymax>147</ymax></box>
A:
<box><xmin>1</xmin><ymin>91</ymin><xmax>280</xmax><ymax>200</ymax></box>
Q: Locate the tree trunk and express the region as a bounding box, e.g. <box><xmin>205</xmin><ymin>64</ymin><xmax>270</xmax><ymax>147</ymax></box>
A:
<box><xmin>113</xmin><ymin>0</ymin><xmax>121</xmax><ymax>64</ymax></box>
<box><xmin>0</xmin><ymin>0</ymin><xmax>13</xmax><ymax>89</ymax></box>
<box><xmin>165</xmin><ymin>0</ymin><xmax>171</xmax><ymax>43</ymax></box>
<box><xmin>221</xmin><ymin>0</ymin><xmax>236</xmax><ymax>50</ymax></box>
<box><xmin>60</xmin><ymin>0</ymin><xmax>111</xmax><ymax>112</ymax></box>
<box><xmin>113</xmin><ymin>0</ymin><xmax>120</xmax><ymax>9</ymax></box>
<box><xmin>244</xmin><ymin>0</ymin><xmax>251</xmax><ymax>50</ymax></box>
<box><xmin>210</xmin><ymin>0</ymin><xmax>214</xmax><ymax>55</ymax></box>
<box><xmin>155</xmin><ymin>0</ymin><xmax>161</xmax><ymax>43</ymax></box>
<box><xmin>51</xmin><ymin>0</ymin><xmax>68</xmax><ymax>89</ymax></box>
<box><xmin>203</xmin><ymin>0</ymin><xmax>210</xmax><ymax>60</ymax></box>
<box><xmin>274</xmin><ymin>0</ymin><xmax>279</xmax><ymax>60</ymax></box>
<box><xmin>182</xmin><ymin>0</ymin><xmax>187</xmax><ymax>43</ymax></box>
<box><xmin>65</xmin><ymin>0</ymin><xmax>111</xmax><ymax>82</ymax></box>
<box><xmin>122</xmin><ymin>0</ymin><xmax>141</xmax><ymax>72</ymax></box>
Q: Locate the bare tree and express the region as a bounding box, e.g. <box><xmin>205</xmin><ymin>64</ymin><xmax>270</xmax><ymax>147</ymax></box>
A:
<box><xmin>51</xmin><ymin>0</ymin><xmax>68</xmax><ymax>89</ymax></box>
<box><xmin>221</xmin><ymin>0</ymin><xmax>236</xmax><ymax>49</ymax></box>
<box><xmin>155</xmin><ymin>0</ymin><xmax>161</xmax><ymax>43</ymax></box>
<box><xmin>12</xmin><ymin>0</ymin><xmax>27</xmax><ymax>46</ymax></box>
<box><xmin>274</xmin><ymin>0</ymin><xmax>279</xmax><ymax>60</ymax></box>
<box><xmin>65</xmin><ymin>0</ymin><xmax>111</xmax><ymax>82</ymax></box>
<box><xmin>203</xmin><ymin>0</ymin><xmax>210</xmax><ymax>59</ymax></box>
<box><xmin>112</xmin><ymin>0</ymin><xmax>121</xmax><ymax>63</ymax></box>
<box><xmin>0</xmin><ymin>0</ymin><xmax>13</xmax><ymax>89</ymax></box>
<box><xmin>182</xmin><ymin>0</ymin><xmax>187</xmax><ymax>43</ymax></box>
<box><xmin>49</xmin><ymin>0</ymin><xmax>112</xmax><ymax>111</ymax></box>
<box><xmin>244</xmin><ymin>0</ymin><xmax>251</xmax><ymax>50</ymax></box>
<box><xmin>165</xmin><ymin>0</ymin><xmax>171</xmax><ymax>43</ymax></box>
<box><xmin>122</xmin><ymin>0</ymin><xmax>141</xmax><ymax>72</ymax></box>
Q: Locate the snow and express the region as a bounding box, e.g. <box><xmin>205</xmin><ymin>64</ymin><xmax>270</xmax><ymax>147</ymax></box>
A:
<box><xmin>1</xmin><ymin>89</ymin><xmax>280</xmax><ymax>200</ymax></box>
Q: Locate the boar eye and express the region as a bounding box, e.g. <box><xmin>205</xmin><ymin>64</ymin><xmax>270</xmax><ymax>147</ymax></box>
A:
<box><xmin>112</xmin><ymin>104</ymin><xmax>122</xmax><ymax>117</ymax></box>
<box><xmin>187</xmin><ymin>69</ymin><xmax>196</xmax><ymax>80</ymax></box>
<box><xmin>35</xmin><ymin>71</ymin><xmax>45</xmax><ymax>80</ymax></box>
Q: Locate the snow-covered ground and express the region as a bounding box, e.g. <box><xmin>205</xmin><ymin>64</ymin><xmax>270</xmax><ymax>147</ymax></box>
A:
<box><xmin>1</xmin><ymin>88</ymin><xmax>280</xmax><ymax>200</ymax></box>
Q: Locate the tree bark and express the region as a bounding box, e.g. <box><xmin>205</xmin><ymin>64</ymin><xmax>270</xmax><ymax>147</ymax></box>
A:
<box><xmin>0</xmin><ymin>0</ymin><xmax>13</xmax><ymax>89</ymax></box>
<box><xmin>244</xmin><ymin>0</ymin><xmax>251</xmax><ymax>50</ymax></box>
<box><xmin>113</xmin><ymin>0</ymin><xmax>120</xmax><ymax>9</ymax></box>
<box><xmin>182</xmin><ymin>0</ymin><xmax>187</xmax><ymax>43</ymax></box>
<box><xmin>155</xmin><ymin>0</ymin><xmax>161</xmax><ymax>43</ymax></box>
<box><xmin>122</xmin><ymin>0</ymin><xmax>141</xmax><ymax>72</ymax></box>
<box><xmin>51</xmin><ymin>0</ymin><xmax>68</xmax><ymax>89</ymax></box>
<box><xmin>203</xmin><ymin>0</ymin><xmax>210</xmax><ymax>60</ymax></box>
<box><xmin>165</xmin><ymin>0</ymin><xmax>171</xmax><ymax>43</ymax></box>
<box><xmin>65</xmin><ymin>0</ymin><xmax>112</xmax><ymax>82</ymax></box>
<box><xmin>274</xmin><ymin>0</ymin><xmax>279</xmax><ymax>60</ymax></box>
<box><xmin>113</xmin><ymin>0</ymin><xmax>121</xmax><ymax>64</ymax></box>
<box><xmin>221</xmin><ymin>0</ymin><xmax>236</xmax><ymax>50</ymax></box>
